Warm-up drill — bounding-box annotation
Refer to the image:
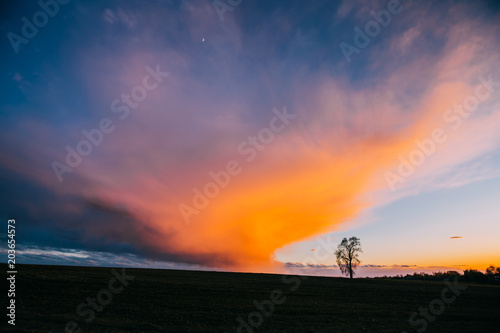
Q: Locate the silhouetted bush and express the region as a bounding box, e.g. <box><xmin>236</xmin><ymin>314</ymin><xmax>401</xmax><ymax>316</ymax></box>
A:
<box><xmin>373</xmin><ymin>267</ymin><xmax>499</xmax><ymax>284</ymax></box>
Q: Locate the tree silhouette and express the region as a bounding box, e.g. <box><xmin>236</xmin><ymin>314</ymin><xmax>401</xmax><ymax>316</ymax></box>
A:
<box><xmin>335</xmin><ymin>237</ymin><xmax>362</xmax><ymax>279</ymax></box>
<box><xmin>486</xmin><ymin>265</ymin><xmax>498</xmax><ymax>275</ymax></box>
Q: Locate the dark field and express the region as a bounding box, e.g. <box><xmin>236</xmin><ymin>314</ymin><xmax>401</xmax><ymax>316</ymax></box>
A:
<box><xmin>2</xmin><ymin>264</ymin><xmax>500</xmax><ymax>333</ymax></box>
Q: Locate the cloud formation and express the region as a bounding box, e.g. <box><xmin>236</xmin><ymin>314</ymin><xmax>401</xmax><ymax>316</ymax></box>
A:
<box><xmin>1</xmin><ymin>0</ymin><xmax>499</xmax><ymax>271</ymax></box>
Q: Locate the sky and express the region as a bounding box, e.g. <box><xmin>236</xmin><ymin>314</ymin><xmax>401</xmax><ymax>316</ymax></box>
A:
<box><xmin>1</xmin><ymin>0</ymin><xmax>499</xmax><ymax>277</ymax></box>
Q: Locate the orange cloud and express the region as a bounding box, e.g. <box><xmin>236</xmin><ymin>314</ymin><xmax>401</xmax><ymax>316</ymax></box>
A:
<box><xmin>54</xmin><ymin>36</ymin><xmax>498</xmax><ymax>272</ymax></box>
<box><xmin>77</xmin><ymin>76</ymin><xmax>482</xmax><ymax>270</ymax></box>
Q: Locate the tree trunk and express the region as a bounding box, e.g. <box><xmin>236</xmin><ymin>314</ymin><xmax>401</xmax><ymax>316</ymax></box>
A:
<box><xmin>349</xmin><ymin>259</ymin><xmax>353</xmax><ymax>279</ymax></box>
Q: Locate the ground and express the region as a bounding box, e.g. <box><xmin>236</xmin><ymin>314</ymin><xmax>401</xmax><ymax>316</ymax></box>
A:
<box><xmin>2</xmin><ymin>264</ymin><xmax>499</xmax><ymax>332</ymax></box>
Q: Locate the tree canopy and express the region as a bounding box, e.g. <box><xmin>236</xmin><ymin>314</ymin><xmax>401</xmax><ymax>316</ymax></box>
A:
<box><xmin>335</xmin><ymin>237</ymin><xmax>362</xmax><ymax>279</ymax></box>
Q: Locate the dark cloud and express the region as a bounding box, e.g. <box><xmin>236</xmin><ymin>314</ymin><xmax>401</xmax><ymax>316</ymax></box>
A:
<box><xmin>0</xmin><ymin>164</ymin><xmax>237</xmax><ymax>268</ymax></box>
<box><xmin>363</xmin><ymin>264</ymin><xmax>387</xmax><ymax>268</ymax></box>
<box><xmin>283</xmin><ymin>262</ymin><xmax>338</xmax><ymax>269</ymax></box>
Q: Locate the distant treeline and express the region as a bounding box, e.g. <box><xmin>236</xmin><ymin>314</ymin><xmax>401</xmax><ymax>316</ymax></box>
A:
<box><xmin>373</xmin><ymin>266</ymin><xmax>500</xmax><ymax>284</ymax></box>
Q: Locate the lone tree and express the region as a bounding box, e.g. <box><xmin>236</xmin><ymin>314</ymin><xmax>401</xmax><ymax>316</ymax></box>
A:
<box><xmin>335</xmin><ymin>237</ymin><xmax>362</xmax><ymax>279</ymax></box>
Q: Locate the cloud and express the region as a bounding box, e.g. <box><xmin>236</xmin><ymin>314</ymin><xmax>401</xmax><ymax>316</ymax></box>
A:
<box><xmin>0</xmin><ymin>1</ymin><xmax>499</xmax><ymax>272</ymax></box>
<box><xmin>102</xmin><ymin>8</ymin><xmax>137</xmax><ymax>29</ymax></box>
<box><xmin>450</xmin><ymin>236</ymin><xmax>463</xmax><ymax>239</ymax></box>
<box><xmin>278</xmin><ymin>262</ymin><xmax>476</xmax><ymax>277</ymax></box>
<box><xmin>284</xmin><ymin>262</ymin><xmax>338</xmax><ymax>269</ymax></box>
<box><xmin>5</xmin><ymin>245</ymin><xmax>214</xmax><ymax>271</ymax></box>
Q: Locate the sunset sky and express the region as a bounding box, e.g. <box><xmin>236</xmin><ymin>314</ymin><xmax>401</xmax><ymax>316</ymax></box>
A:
<box><xmin>1</xmin><ymin>0</ymin><xmax>499</xmax><ymax>277</ymax></box>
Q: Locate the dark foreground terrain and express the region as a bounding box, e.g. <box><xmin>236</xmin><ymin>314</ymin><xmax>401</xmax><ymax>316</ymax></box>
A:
<box><xmin>2</xmin><ymin>264</ymin><xmax>500</xmax><ymax>332</ymax></box>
